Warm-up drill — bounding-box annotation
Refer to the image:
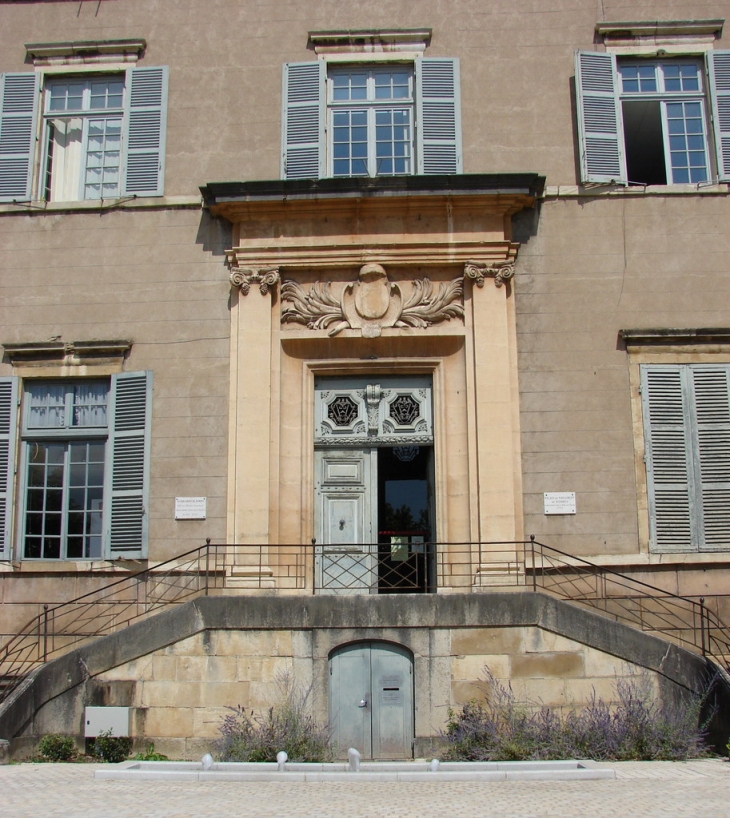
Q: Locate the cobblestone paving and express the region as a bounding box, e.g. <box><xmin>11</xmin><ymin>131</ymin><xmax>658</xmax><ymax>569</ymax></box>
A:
<box><xmin>1</xmin><ymin>759</ymin><xmax>729</xmax><ymax>817</ymax></box>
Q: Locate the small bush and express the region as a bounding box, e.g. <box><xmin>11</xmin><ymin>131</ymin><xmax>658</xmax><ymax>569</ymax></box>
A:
<box><xmin>218</xmin><ymin>673</ymin><xmax>334</xmax><ymax>762</ymax></box>
<box><xmin>92</xmin><ymin>729</ymin><xmax>133</xmax><ymax>763</ymax></box>
<box><xmin>441</xmin><ymin>671</ymin><xmax>710</xmax><ymax>762</ymax></box>
<box><xmin>38</xmin><ymin>734</ymin><xmax>76</xmax><ymax>762</ymax></box>
<box><xmin>133</xmin><ymin>742</ymin><xmax>169</xmax><ymax>761</ymax></box>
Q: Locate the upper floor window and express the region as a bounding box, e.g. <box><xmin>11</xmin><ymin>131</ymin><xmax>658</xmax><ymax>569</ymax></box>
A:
<box><xmin>575</xmin><ymin>50</ymin><xmax>730</xmax><ymax>185</ymax></box>
<box><xmin>0</xmin><ymin>66</ymin><xmax>168</xmax><ymax>203</ymax></box>
<box><xmin>329</xmin><ymin>66</ymin><xmax>414</xmax><ymax>177</ymax></box>
<box><xmin>619</xmin><ymin>60</ymin><xmax>709</xmax><ymax>185</ymax></box>
<box><xmin>282</xmin><ymin>58</ymin><xmax>461</xmax><ymax>179</ymax></box>
<box><xmin>43</xmin><ymin>76</ymin><xmax>125</xmax><ymax>200</ymax></box>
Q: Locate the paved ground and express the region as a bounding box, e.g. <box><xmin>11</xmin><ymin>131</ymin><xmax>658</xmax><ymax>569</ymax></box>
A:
<box><xmin>1</xmin><ymin>759</ymin><xmax>729</xmax><ymax>817</ymax></box>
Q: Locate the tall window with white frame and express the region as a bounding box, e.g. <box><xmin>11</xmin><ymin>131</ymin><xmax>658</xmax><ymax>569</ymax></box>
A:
<box><xmin>23</xmin><ymin>380</ymin><xmax>109</xmax><ymax>559</ymax></box>
<box><xmin>619</xmin><ymin>59</ymin><xmax>709</xmax><ymax>185</ymax></box>
<box><xmin>43</xmin><ymin>76</ymin><xmax>125</xmax><ymax>201</ymax></box>
<box><xmin>328</xmin><ymin>66</ymin><xmax>414</xmax><ymax>177</ymax></box>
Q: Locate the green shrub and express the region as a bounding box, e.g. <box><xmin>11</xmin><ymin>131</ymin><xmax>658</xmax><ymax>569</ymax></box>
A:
<box><xmin>441</xmin><ymin>670</ymin><xmax>710</xmax><ymax>762</ymax></box>
<box><xmin>37</xmin><ymin>734</ymin><xmax>76</xmax><ymax>762</ymax></box>
<box><xmin>133</xmin><ymin>742</ymin><xmax>169</xmax><ymax>761</ymax></box>
<box><xmin>92</xmin><ymin>729</ymin><xmax>133</xmax><ymax>763</ymax></box>
<box><xmin>218</xmin><ymin>673</ymin><xmax>334</xmax><ymax>762</ymax></box>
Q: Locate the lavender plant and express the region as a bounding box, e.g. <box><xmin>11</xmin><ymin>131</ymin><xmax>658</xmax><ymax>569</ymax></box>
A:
<box><xmin>218</xmin><ymin>673</ymin><xmax>334</xmax><ymax>762</ymax></box>
<box><xmin>441</xmin><ymin>671</ymin><xmax>710</xmax><ymax>761</ymax></box>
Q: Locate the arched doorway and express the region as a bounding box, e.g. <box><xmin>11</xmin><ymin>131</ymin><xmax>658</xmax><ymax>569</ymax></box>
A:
<box><xmin>328</xmin><ymin>640</ymin><xmax>414</xmax><ymax>759</ymax></box>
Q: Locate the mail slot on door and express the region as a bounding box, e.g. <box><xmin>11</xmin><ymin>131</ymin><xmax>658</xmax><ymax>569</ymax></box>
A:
<box><xmin>380</xmin><ymin>673</ymin><xmax>403</xmax><ymax>705</ymax></box>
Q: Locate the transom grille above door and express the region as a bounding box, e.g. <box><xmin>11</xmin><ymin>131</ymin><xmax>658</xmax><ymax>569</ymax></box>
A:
<box><xmin>315</xmin><ymin>376</ymin><xmax>433</xmax><ymax>447</ymax></box>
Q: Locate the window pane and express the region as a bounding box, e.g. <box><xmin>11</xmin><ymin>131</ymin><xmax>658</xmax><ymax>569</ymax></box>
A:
<box><xmin>664</xmin><ymin>100</ymin><xmax>707</xmax><ymax>184</ymax></box>
<box><xmin>90</xmin><ymin>79</ymin><xmax>124</xmax><ymax>110</ymax></box>
<box><xmin>84</xmin><ymin>118</ymin><xmax>122</xmax><ymax>199</ymax></box>
<box><xmin>73</xmin><ymin>382</ymin><xmax>108</xmax><ymax>427</ymax></box>
<box><xmin>373</xmin><ymin>109</ymin><xmax>411</xmax><ymax>176</ymax></box>
<box><xmin>27</xmin><ymin>383</ymin><xmax>66</xmax><ymax>428</ymax></box>
<box><xmin>332</xmin><ymin>72</ymin><xmax>368</xmax><ymax>101</ymax></box>
<box><xmin>331</xmin><ymin>110</ymin><xmax>369</xmax><ymax>177</ymax></box>
<box><xmin>23</xmin><ymin>434</ymin><xmax>106</xmax><ymax>560</ymax></box>
<box><xmin>663</xmin><ymin>63</ymin><xmax>700</xmax><ymax>92</ymax></box>
<box><xmin>620</xmin><ymin>64</ymin><xmax>657</xmax><ymax>93</ymax></box>
<box><xmin>375</xmin><ymin>71</ymin><xmax>411</xmax><ymax>100</ymax></box>
<box><xmin>48</xmin><ymin>82</ymin><xmax>85</xmax><ymax>112</ymax></box>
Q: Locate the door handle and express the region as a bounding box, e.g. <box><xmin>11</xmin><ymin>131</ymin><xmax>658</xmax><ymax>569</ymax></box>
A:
<box><xmin>358</xmin><ymin>699</ymin><xmax>368</xmax><ymax>708</ymax></box>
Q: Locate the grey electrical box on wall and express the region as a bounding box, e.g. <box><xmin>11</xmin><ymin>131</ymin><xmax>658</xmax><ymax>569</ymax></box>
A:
<box><xmin>84</xmin><ymin>706</ymin><xmax>131</xmax><ymax>737</ymax></box>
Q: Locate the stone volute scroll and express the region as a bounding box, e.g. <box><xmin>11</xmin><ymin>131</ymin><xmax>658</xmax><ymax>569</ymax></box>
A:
<box><xmin>281</xmin><ymin>263</ymin><xmax>464</xmax><ymax>338</ymax></box>
<box><xmin>464</xmin><ymin>259</ymin><xmax>515</xmax><ymax>288</ymax></box>
<box><xmin>229</xmin><ymin>266</ymin><xmax>281</xmax><ymax>295</ymax></box>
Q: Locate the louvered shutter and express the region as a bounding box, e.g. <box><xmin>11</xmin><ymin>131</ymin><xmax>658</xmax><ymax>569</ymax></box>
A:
<box><xmin>0</xmin><ymin>378</ymin><xmax>19</xmax><ymax>559</ymax></box>
<box><xmin>0</xmin><ymin>73</ymin><xmax>39</xmax><ymax>202</ymax></box>
<box><xmin>281</xmin><ymin>61</ymin><xmax>324</xmax><ymax>179</ymax></box>
<box><xmin>707</xmin><ymin>51</ymin><xmax>730</xmax><ymax>183</ymax></box>
<box><xmin>641</xmin><ymin>366</ymin><xmax>694</xmax><ymax>552</ymax></box>
<box><xmin>690</xmin><ymin>366</ymin><xmax>730</xmax><ymax>551</ymax></box>
<box><xmin>104</xmin><ymin>371</ymin><xmax>152</xmax><ymax>558</ymax></box>
<box><xmin>574</xmin><ymin>51</ymin><xmax>627</xmax><ymax>184</ymax></box>
<box><xmin>416</xmin><ymin>58</ymin><xmax>462</xmax><ymax>174</ymax></box>
<box><xmin>122</xmin><ymin>66</ymin><xmax>168</xmax><ymax>197</ymax></box>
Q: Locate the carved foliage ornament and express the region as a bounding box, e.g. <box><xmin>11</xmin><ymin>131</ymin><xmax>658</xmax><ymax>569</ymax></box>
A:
<box><xmin>281</xmin><ymin>263</ymin><xmax>464</xmax><ymax>338</ymax></box>
<box><xmin>464</xmin><ymin>259</ymin><xmax>515</xmax><ymax>288</ymax></box>
<box><xmin>230</xmin><ymin>266</ymin><xmax>281</xmax><ymax>296</ymax></box>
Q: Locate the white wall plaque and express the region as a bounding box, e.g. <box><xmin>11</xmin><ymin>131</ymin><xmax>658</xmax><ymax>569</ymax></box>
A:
<box><xmin>543</xmin><ymin>492</ymin><xmax>576</xmax><ymax>515</ymax></box>
<box><xmin>175</xmin><ymin>496</ymin><xmax>207</xmax><ymax>520</ymax></box>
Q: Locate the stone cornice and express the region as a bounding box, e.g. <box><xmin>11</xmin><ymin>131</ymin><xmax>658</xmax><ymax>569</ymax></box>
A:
<box><xmin>620</xmin><ymin>328</ymin><xmax>730</xmax><ymax>346</ymax></box>
<box><xmin>3</xmin><ymin>340</ymin><xmax>131</xmax><ymax>366</ymax></box>
<box><xmin>201</xmin><ymin>174</ymin><xmax>544</xmax><ymax>222</ymax></box>
<box><xmin>595</xmin><ymin>20</ymin><xmax>723</xmax><ymax>38</ymax></box>
<box><xmin>227</xmin><ymin>241</ymin><xmax>519</xmax><ymax>272</ymax></box>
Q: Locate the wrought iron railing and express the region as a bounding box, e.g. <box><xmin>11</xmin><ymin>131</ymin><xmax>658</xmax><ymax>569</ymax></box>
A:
<box><xmin>1</xmin><ymin>537</ymin><xmax>729</xmax><ymax>706</ymax></box>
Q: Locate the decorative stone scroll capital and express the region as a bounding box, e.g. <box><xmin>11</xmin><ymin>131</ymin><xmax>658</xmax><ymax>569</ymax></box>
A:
<box><xmin>230</xmin><ymin>266</ymin><xmax>281</xmax><ymax>296</ymax></box>
<box><xmin>464</xmin><ymin>259</ymin><xmax>516</xmax><ymax>289</ymax></box>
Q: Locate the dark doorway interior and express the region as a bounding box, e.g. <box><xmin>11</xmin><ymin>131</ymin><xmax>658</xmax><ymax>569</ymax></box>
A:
<box><xmin>377</xmin><ymin>446</ymin><xmax>433</xmax><ymax>593</ymax></box>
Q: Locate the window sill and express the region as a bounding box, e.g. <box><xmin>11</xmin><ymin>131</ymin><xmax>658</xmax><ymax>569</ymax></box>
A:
<box><xmin>568</xmin><ymin>551</ymin><xmax>730</xmax><ymax>570</ymax></box>
<box><xmin>0</xmin><ymin>559</ymin><xmax>146</xmax><ymax>573</ymax></box>
<box><xmin>544</xmin><ymin>183</ymin><xmax>729</xmax><ymax>199</ymax></box>
<box><xmin>0</xmin><ymin>194</ymin><xmax>201</xmax><ymax>215</ymax></box>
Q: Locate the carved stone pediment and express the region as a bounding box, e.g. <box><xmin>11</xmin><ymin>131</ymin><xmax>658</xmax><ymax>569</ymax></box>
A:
<box><xmin>281</xmin><ymin>263</ymin><xmax>464</xmax><ymax>338</ymax></box>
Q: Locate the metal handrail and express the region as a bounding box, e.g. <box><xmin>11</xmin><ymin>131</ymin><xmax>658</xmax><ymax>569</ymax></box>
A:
<box><xmin>1</xmin><ymin>536</ymin><xmax>729</xmax><ymax>706</ymax></box>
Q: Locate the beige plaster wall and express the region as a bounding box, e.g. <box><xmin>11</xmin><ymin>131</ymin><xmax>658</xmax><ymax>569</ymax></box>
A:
<box><xmin>85</xmin><ymin>624</ymin><xmax>655</xmax><ymax>759</ymax></box>
<box><xmin>515</xmin><ymin>193</ymin><xmax>730</xmax><ymax>588</ymax></box>
<box><xmin>0</xmin><ymin>207</ymin><xmax>231</xmax><ymax>637</ymax></box>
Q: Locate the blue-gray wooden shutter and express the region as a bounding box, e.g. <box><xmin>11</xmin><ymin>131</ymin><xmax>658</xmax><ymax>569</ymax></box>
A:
<box><xmin>122</xmin><ymin>66</ymin><xmax>168</xmax><ymax>197</ymax></box>
<box><xmin>416</xmin><ymin>58</ymin><xmax>462</xmax><ymax>174</ymax></box>
<box><xmin>641</xmin><ymin>365</ymin><xmax>694</xmax><ymax>552</ymax></box>
<box><xmin>707</xmin><ymin>51</ymin><xmax>730</xmax><ymax>183</ymax></box>
<box><xmin>104</xmin><ymin>371</ymin><xmax>152</xmax><ymax>558</ymax></box>
<box><xmin>281</xmin><ymin>61</ymin><xmax>325</xmax><ymax>179</ymax></box>
<box><xmin>690</xmin><ymin>366</ymin><xmax>730</xmax><ymax>551</ymax></box>
<box><xmin>0</xmin><ymin>377</ymin><xmax>19</xmax><ymax>559</ymax></box>
<box><xmin>0</xmin><ymin>73</ymin><xmax>39</xmax><ymax>202</ymax></box>
<box><xmin>574</xmin><ymin>51</ymin><xmax>627</xmax><ymax>184</ymax></box>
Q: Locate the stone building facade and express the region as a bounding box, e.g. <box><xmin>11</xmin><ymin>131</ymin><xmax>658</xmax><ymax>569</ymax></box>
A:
<box><xmin>1</xmin><ymin>0</ymin><xmax>729</xmax><ymax>757</ymax></box>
